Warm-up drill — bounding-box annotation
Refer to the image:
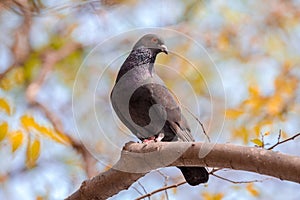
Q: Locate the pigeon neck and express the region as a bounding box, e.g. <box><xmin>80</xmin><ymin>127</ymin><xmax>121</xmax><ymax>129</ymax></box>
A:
<box><xmin>116</xmin><ymin>48</ymin><xmax>157</xmax><ymax>82</ymax></box>
<box><xmin>132</xmin><ymin>47</ymin><xmax>158</xmax><ymax>64</ymax></box>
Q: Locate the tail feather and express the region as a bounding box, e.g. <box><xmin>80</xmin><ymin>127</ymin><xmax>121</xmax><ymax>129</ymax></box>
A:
<box><xmin>178</xmin><ymin>167</ymin><xmax>209</xmax><ymax>186</ymax></box>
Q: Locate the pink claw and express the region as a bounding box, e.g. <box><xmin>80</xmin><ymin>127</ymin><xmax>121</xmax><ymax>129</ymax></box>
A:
<box><xmin>142</xmin><ymin>136</ymin><xmax>156</xmax><ymax>143</ymax></box>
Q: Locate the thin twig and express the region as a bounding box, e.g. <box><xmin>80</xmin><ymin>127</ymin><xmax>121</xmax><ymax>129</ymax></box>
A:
<box><xmin>182</xmin><ymin>105</ymin><xmax>211</xmax><ymax>142</ymax></box>
<box><xmin>132</xmin><ymin>186</ymin><xmax>144</xmax><ymax>196</ymax></box>
<box><xmin>267</xmin><ymin>132</ymin><xmax>300</xmax><ymax>150</ymax></box>
<box><xmin>277</xmin><ymin>130</ymin><xmax>282</xmax><ymax>143</ymax></box>
<box><xmin>260</xmin><ymin>132</ymin><xmax>265</xmax><ymax>148</ymax></box>
<box><xmin>211</xmin><ymin>172</ymin><xmax>270</xmax><ymax>184</ymax></box>
<box><xmin>1</xmin><ymin>0</ymin><xmax>31</xmax><ymax>80</ymax></box>
<box><xmin>209</xmin><ymin>168</ymin><xmax>222</xmax><ymax>174</ymax></box>
<box><xmin>156</xmin><ymin>170</ymin><xmax>169</xmax><ymax>200</ymax></box>
<box><xmin>135</xmin><ymin>181</ymin><xmax>186</xmax><ymax>200</ymax></box>
<box><xmin>137</xmin><ymin>181</ymin><xmax>149</xmax><ymax>200</ymax></box>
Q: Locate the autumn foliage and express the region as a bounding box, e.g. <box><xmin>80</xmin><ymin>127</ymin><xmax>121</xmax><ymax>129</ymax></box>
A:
<box><xmin>1</xmin><ymin>0</ymin><xmax>300</xmax><ymax>200</ymax></box>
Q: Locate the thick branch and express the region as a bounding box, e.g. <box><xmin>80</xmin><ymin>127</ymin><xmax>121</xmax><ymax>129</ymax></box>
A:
<box><xmin>66</xmin><ymin>168</ymin><xmax>145</xmax><ymax>200</ymax></box>
<box><xmin>66</xmin><ymin>142</ymin><xmax>300</xmax><ymax>200</ymax></box>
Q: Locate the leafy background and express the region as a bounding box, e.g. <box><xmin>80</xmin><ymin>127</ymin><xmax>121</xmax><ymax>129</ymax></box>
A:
<box><xmin>0</xmin><ymin>0</ymin><xmax>300</xmax><ymax>199</ymax></box>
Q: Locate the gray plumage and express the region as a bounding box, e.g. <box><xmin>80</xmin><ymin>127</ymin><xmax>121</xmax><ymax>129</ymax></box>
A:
<box><xmin>110</xmin><ymin>34</ymin><xmax>209</xmax><ymax>185</ymax></box>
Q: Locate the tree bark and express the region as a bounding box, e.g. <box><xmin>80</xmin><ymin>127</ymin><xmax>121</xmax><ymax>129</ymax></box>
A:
<box><xmin>66</xmin><ymin>141</ymin><xmax>300</xmax><ymax>200</ymax></box>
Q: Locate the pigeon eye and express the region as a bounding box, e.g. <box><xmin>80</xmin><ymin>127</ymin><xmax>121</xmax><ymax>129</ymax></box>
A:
<box><xmin>151</xmin><ymin>38</ymin><xmax>158</xmax><ymax>43</ymax></box>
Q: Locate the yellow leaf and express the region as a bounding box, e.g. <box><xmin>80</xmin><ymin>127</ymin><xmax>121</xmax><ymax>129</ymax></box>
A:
<box><xmin>0</xmin><ymin>122</ymin><xmax>8</xmax><ymax>142</ymax></box>
<box><xmin>280</xmin><ymin>130</ymin><xmax>288</xmax><ymax>139</ymax></box>
<box><xmin>246</xmin><ymin>183</ymin><xmax>259</xmax><ymax>197</ymax></box>
<box><xmin>284</xmin><ymin>77</ymin><xmax>298</xmax><ymax>96</ymax></box>
<box><xmin>9</xmin><ymin>131</ymin><xmax>24</xmax><ymax>152</ymax></box>
<box><xmin>242</xmin><ymin>86</ymin><xmax>265</xmax><ymax>115</ymax></box>
<box><xmin>202</xmin><ymin>192</ymin><xmax>224</xmax><ymax>200</ymax></box>
<box><xmin>226</xmin><ymin>109</ymin><xmax>243</xmax><ymax>119</ymax></box>
<box><xmin>36</xmin><ymin>196</ymin><xmax>44</xmax><ymax>200</ymax></box>
<box><xmin>253</xmin><ymin>120</ymin><xmax>273</xmax><ymax>137</ymax></box>
<box><xmin>0</xmin><ymin>77</ymin><xmax>12</xmax><ymax>90</ymax></box>
<box><xmin>231</xmin><ymin>185</ymin><xmax>241</xmax><ymax>190</ymax></box>
<box><xmin>20</xmin><ymin>115</ymin><xmax>70</xmax><ymax>145</ymax></box>
<box><xmin>172</xmin><ymin>187</ymin><xmax>177</xmax><ymax>195</ymax></box>
<box><xmin>253</xmin><ymin>124</ymin><xmax>261</xmax><ymax>136</ymax></box>
<box><xmin>274</xmin><ymin>76</ymin><xmax>285</xmax><ymax>91</ymax></box>
<box><xmin>26</xmin><ymin>138</ymin><xmax>41</xmax><ymax>168</ymax></box>
<box><xmin>260</xmin><ymin>119</ymin><xmax>273</xmax><ymax>126</ymax></box>
<box><xmin>0</xmin><ymin>98</ymin><xmax>11</xmax><ymax>115</ymax></box>
<box><xmin>218</xmin><ymin>34</ymin><xmax>229</xmax><ymax>50</ymax></box>
<box><xmin>248</xmin><ymin>85</ymin><xmax>260</xmax><ymax>97</ymax></box>
<box><xmin>251</xmin><ymin>138</ymin><xmax>263</xmax><ymax>147</ymax></box>
<box><xmin>264</xmin><ymin>131</ymin><xmax>270</xmax><ymax>136</ymax></box>
<box><xmin>20</xmin><ymin>115</ymin><xmax>34</xmax><ymax>131</ymax></box>
<box><xmin>13</xmin><ymin>67</ymin><xmax>25</xmax><ymax>84</ymax></box>
<box><xmin>36</xmin><ymin>126</ymin><xmax>70</xmax><ymax>145</ymax></box>
<box><xmin>233</xmin><ymin>126</ymin><xmax>249</xmax><ymax>144</ymax></box>
<box><xmin>267</xmin><ymin>95</ymin><xmax>283</xmax><ymax>115</ymax></box>
<box><xmin>55</xmin><ymin>131</ymin><xmax>71</xmax><ymax>144</ymax></box>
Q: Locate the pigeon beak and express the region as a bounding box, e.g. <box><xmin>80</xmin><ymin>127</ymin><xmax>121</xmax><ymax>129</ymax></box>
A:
<box><xmin>160</xmin><ymin>44</ymin><xmax>168</xmax><ymax>54</ymax></box>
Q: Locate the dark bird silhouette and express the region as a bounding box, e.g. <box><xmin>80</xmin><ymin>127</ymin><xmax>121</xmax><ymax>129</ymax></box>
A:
<box><xmin>110</xmin><ymin>34</ymin><xmax>209</xmax><ymax>186</ymax></box>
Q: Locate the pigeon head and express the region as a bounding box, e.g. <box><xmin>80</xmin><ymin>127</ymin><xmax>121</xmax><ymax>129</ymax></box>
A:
<box><xmin>133</xmin><ymin>34</ymin><xmax>168</xmax><ymax>55</ymax></box>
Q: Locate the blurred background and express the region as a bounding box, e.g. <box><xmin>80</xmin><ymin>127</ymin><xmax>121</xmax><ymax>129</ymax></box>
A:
<box><xmin>0</xmin><ymin>0</ymin><xmax>300</xmax><ymax>199</ymax></box>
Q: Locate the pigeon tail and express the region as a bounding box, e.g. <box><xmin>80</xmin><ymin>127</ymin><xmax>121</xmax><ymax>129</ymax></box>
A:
<box><xmin>178</xmin><ymin>167</ymin><xmax>209</xmax><ymax>186</ymax></box>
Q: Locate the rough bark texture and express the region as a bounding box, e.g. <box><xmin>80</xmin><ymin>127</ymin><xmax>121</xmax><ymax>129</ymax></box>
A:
<box><xmin>66</xmin><ymin>142</ymin><xmax>300</xmax><ymax>200</ymax></box>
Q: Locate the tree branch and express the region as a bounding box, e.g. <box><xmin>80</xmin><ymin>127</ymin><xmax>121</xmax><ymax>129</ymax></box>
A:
<box><xmin>135</xmin><ymin>181</ymin><xmax>186</xmax><ymax>200</ymax></box>
<box><xmin>267</xmin><ymin>132</ymin><xmax>300</xmax><ymax>150</ymax></box>
<box><xmin>23</xmin><ymin>41</ymin><xmax>99</xmax><ymax>178</ymax></box>
<box><xmin>66</xmin><ymin>141</ymin><xmax>300</xmax><ymax>200</ymax></box>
